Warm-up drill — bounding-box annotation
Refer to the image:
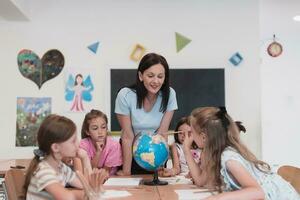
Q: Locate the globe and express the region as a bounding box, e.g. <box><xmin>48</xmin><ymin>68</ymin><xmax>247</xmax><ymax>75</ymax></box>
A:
<box><xmin>132</xmin><ymin>131</ymin><xmax>169</xmax><ymax>185</ymax></box>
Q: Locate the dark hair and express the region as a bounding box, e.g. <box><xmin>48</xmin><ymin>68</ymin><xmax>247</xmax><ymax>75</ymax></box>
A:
<box><xmin>75</xmin><ymin>74</ymin><xmax>84</xmax><ymax>86</ymax></box>
<box><xmin>24</xmin><ymin>114</ymin><xmax>76</xmax><ymax>195</ymax></box>
<box><xmin>235</xmin><ymin>121</ymin><xmax>246</xmax><ymax>133</ymax></box>
<box><xmin>81</xmin><ymin>109</ymin><xmax>108</xmax><ymax>139</ymax></box>
<box><xmin>129</xmin><ymin>53</ymin><xmax>170</xmax><ymax>112</ymax></box>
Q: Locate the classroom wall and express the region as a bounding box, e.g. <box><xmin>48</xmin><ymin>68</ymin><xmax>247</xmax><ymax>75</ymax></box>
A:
<box><xmin>260</xmin><ymin>0</ymin><xmax>300</xmax><ymax>167</ymax></box>
<box><xmin>0</xmin><ymin>0</ymin><xmax>261</xmax><ymax>159</ymax></box>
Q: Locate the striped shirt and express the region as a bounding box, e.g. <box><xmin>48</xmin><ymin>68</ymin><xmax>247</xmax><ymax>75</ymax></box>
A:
<box><xmin>26</xmin><ymin>160</ymin><xmax>76</xmax><ymax>200</ymax></box>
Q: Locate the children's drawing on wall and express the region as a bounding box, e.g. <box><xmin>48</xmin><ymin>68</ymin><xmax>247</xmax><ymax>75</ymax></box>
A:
<box><xmin>16</xmin><ymin>97</ymin><xmax>51</xmax><ymax>146</ymax></box>
<box><xmin>65</xmin><ymin>69</ymin><xmax>94</xmax><ymax>112</ymax></box>
<box><xmin>17</xmin><ymin>49</ymin><xmax>64</xmax><ymax>89</ymax></box>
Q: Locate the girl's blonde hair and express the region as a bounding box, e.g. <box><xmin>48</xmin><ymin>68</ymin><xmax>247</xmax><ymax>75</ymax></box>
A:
<box><xmin>190</xmin><ymin>107</ymin><xmax>270</xmax><ymax>190</ymax></box>
<box><xmin>23</xmin><ymin>114</ymin><xmax>76</xmax><ymax>195</ymax></box>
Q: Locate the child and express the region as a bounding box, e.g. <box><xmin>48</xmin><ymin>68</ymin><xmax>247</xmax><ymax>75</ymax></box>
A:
<box><xmin>159</xmin><ymin>117</ymin><xmax>201</xmax><ymax>177</ymax></box>
<box><xmin>183</xmin><ymin>107</ymin><xmax>299</xmax><ymax>200</ymax></box>
<box><xmin>24</xmin><ymin>114</ymin><xmax>108</xmax><ymax>199</ymax></box>
<box><xmin>75</xmin><ymin>109</ymin><xmax>122</xmax><ymax>175</ymax></box>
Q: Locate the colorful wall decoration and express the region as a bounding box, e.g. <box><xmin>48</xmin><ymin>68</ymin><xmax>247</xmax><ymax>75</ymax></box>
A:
<box><xmin>65</xmin><ymin>68</ymin><xmax>95</xmax><ymax>112</ymax></box>
<box><xmin>17</xmin><ymin>49</ymin><xmax>64</xmax><ymax>89</ymax></box>
<box><xmin>130</xmin><ymin>44</ymin><xmax>146</xmax><ymax>62</ymax></box>
<box><xmin>87</xmin><ymin>41</ymin><xmax>100</xmax><ymax>54</ymax></box>
<box><xmin>16</xmin><ymin>97</ymin><xmax>51</xmax><ymax>146</ymax></box>
<box><xmin>175</xmin><ymin>32</ymin><xmax>191</xmax><ymax>53</ymax></box>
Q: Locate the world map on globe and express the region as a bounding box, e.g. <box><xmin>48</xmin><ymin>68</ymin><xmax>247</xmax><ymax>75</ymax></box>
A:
<box><xmin>133</xmin><ymin>131</ymin><xmax>169</xmax><ymax>171</ymax></box>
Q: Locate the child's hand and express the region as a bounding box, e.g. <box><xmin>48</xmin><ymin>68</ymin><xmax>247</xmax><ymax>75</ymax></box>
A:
<box><xmin>158</xmin><ymin>168</ymin><xmax>175</xmax><ymax>177</ymax></box>
<box><xmin>76</xmin><ymin>168</ymin><xmax>109</xmax><ymax>200</ymax></box>
<box><xmin>89</xmin><ymin>168</ymin><xmax>109</xmax><ymax>193</ymax></box>
<box><xmin>182</xmin><ymin>131</ymin><xmax>194</xmax><ymax>151</ymax></box>
<box><xmin>95</xmin><ymin>141</ymin><xmax>104</xmax><ymax>152</ymax></box>
<box><xmin>76</xmin><ymin>148</ymin><xmax>88</xmax><ymax>159</ymax></box>
<box><xmin>115</xmin><ymin>169</ymin><xmax>131</xmax><ymax>176</ymax></box>
<box><xmin>116</xmin><ymin>170</ymin><xmax>125</xmax><ymax>176</ymax></box>
<box><xmin>157</xmin><ymin>167</ymin><xmax>164</xmax><ymax>176</ymax></box>
<box><xmin>185</xmin><ymin>172</ymin><xmax>191</xmax><ymax>179</ymax></box>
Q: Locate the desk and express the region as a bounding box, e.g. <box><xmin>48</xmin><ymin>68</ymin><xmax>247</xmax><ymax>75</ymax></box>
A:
<box><xmin>0</xmin><ymin>159</ymin><xmax>31</xmax><ymax>177</ymax></box>
<box><xmin>103</xmin><ymin>175</ymin><xmax>214</xmax><ymax>200</ymax></box>
<box><xmin>0</xmin><ymin>161</ymin><xmax>214</xmax><ymax>199</ymax></box>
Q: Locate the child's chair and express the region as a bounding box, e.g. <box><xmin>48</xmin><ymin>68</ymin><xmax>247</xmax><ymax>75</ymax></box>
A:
<box><xmin>278</xmin><ymin>165</ymin><xmax>300</xmax><ymax>193</ymax></box>
<box><xmin>3</xmin><ymin>169</ymin><xmax>26</xmax><ymax>200</ymax></box>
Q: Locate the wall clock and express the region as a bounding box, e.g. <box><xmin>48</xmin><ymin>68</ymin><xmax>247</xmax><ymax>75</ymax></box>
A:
<box><xmin>267</xmin><ymin>35</ymin><xmax>283</xmax><ymax>57</ymax></box>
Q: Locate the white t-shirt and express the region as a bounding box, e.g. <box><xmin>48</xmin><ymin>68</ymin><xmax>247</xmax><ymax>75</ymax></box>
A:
<box><xmin>26</xmin><ymin>160</ymin><xmax>76</xmax><ymax>200</ymax></box>
<box><xmin>115</xmin><ymin>87</ymin><xmax>178</xmax><ymax>135</ymax></box>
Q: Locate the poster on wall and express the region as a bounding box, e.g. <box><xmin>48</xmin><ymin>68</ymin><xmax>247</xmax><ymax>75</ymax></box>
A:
<box><xmin>64</xmin><ymin>68</ymin><xmax>95</xmax><ymax>112</ymax></box>
<box><xmin>16</xmin><ymin>97</ymin><xmax>51</xmax><ymax>146</ymax></box>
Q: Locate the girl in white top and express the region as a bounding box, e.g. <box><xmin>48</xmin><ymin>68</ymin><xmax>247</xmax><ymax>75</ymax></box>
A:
<box><xmin>183</xmin><ymin>107</ymin><xmax>299</xmax><ymax>200</ymax></box>
<box><xmin>159</xmin><ymin>117</ymin><xmax>201</xmax><ymax>177</ymax></box>
<box><xmin>24</xmin><ymin>114</ymin><xmax>108</xmax><ymax>200</ymax></box>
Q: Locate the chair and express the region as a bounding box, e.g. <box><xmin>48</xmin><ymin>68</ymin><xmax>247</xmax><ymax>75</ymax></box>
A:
<box><xmin>3</xmin><ymin>169</ymin><xmax>26</xmax><ymax>200</ymax></box>
<box><xmin>277</xmin><ymin>165</ymin><xmax>300</xmax><ymax>193</ymax></box>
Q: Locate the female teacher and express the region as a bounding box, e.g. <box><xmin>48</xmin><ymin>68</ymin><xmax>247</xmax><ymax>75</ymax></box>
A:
<box><xmin>115</xmin><ymin>53</ymin><xmax>178</xmax><ymax>175</ymax></box>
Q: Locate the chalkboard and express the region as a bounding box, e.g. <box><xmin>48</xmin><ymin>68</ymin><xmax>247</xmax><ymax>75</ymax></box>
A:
<box><xmin>110</xmin><ymin>68</ymin><xmax>225</xmax><ymax>131</ymax></box>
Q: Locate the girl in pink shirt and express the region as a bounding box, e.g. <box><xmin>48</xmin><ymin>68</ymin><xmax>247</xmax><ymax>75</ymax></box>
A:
<box><xmin>76</xmin><ymin>109</ymin><xmax>122</xmax><ymax>175</ymax></box>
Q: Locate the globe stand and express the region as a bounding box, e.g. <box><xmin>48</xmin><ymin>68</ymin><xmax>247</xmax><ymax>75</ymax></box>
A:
<box><xmin>143</xmin><ymin>170</ymin><xmax>168</xmax><ymax>186</ymax></box>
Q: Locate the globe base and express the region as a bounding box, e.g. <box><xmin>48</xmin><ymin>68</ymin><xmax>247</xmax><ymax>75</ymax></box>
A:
<box><xmin>143</xmin><ymin>171</ymin><xmax>168</xmax><ymax>186</ymax></box>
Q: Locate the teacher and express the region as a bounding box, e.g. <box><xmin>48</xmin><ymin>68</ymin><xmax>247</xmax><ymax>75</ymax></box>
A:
<box><xmin>115</xmin><ymin>53</ymin><xmax>178</xmax><ymax>175</ymax></box>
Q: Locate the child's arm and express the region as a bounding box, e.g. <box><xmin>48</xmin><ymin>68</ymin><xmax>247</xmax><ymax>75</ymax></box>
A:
<box><xmin>205</xmin><ymin>160</ymin><xmax>265</xmax><ymax>200</ymax></box>
<box><xmin>182</xmin><ymin>132</ymin><xmax>207</xmax><ymax>186</ymax></box>
<box><xmin>91</xmin><ymin>142</ymin><xmax>103</xmax><ymax>169</ymax></box>
<box><xmin>44</xmin><ymin>183</ymin><xmax>84</xmax><ymax>200</ymax></box>
<box><xmin>68</xmin><ymin>149</ymin><xmax>93</xmax><ymax>189</ymax></box>
<box><xmin>158</xmin><ymin>144</ymin><xmax>180</xmax><ymax>177</ymax></box>
<box><xmin>170</xmin><ymin>144</ymin><xmax>181</xmax><ymax>175</ymax></box>
<box><xmin>73</xmin><ymin>157</ymin><xmax>83</xmax><ymax>174</ymax></box>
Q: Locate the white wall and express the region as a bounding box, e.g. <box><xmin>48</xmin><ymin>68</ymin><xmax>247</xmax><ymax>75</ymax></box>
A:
<box><xmin>260</xmin><ymin>0</ymin><xmax>300</xmax><ymax>167</ymax></box>
<box><xmin>0</xmin><ymin>0</ymin><xmax>261</xmax><ymax>159</ymax></box>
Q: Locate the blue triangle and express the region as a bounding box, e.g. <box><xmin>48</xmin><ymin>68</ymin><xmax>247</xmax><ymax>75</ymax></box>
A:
<box><xmin>87</xmin><ymin>42</ymin><xmax>99</xmax><ymax>54</ymax></box>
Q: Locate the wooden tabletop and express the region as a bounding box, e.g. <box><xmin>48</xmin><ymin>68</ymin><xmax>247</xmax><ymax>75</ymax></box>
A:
<box><xmin>0</xmin><ymin>160</ymin><xmax>214</xmax><ymax>199</ymax></box>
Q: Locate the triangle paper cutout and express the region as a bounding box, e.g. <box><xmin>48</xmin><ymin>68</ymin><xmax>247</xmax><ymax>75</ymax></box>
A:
<box><xmin>175</xmin><ymin>32</ymin><xmax>191</xmax><ymax>53</ymax></box>
<box><xmin>88</xmin><ymin>42</ymin><xmax>99</xmax><ymax>54</ymax></box>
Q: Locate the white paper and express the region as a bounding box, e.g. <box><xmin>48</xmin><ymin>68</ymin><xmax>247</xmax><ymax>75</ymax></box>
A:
<box><xmin>175</xmin><ymin>189</ymin><xmax>214</xmax><ymax>200</ymax></box>
<box><xmin>102</xmin><ymin>190</ymin><xmax>131</xmax><ymax>199</ymax></box>
<box><xmin>159</xmin><ymin>175</ymin><xmax>193</xmax><ymax>185</ymax></box>
<box><xmin>104</xmin><ymin>177</ymin><xmax>142</xmax><ymax>186</ymax></box>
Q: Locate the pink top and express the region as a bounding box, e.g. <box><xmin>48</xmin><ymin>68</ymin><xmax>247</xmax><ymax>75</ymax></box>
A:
<box><xmin>79</xmin><ymin>137</ymin><xmax>123</xmax><ymax>175</ymax></box>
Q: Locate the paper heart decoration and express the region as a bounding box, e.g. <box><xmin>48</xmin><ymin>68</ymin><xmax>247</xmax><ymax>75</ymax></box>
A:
<box><xmin>17</xmin><ymin>49</ymin><xmax>64</xmax><ymax>89</ymax></box>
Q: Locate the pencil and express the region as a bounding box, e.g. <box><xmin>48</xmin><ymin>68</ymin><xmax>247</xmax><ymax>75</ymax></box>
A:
<box><xmin>165</xmin><ymin>131</ymin><xmax>183</xmax><ymax>135</ymax></box>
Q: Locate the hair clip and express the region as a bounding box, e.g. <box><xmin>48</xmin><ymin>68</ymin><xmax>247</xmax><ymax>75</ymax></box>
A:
<box><xmin>33</xmin><ymin>149</ymin><xmax>45</xmax><ymax>159</ymax></box>
<box><xmin>217</xmin><ymin>106</ymin><xmax>230</xmax><ymax>131</ymax></box>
